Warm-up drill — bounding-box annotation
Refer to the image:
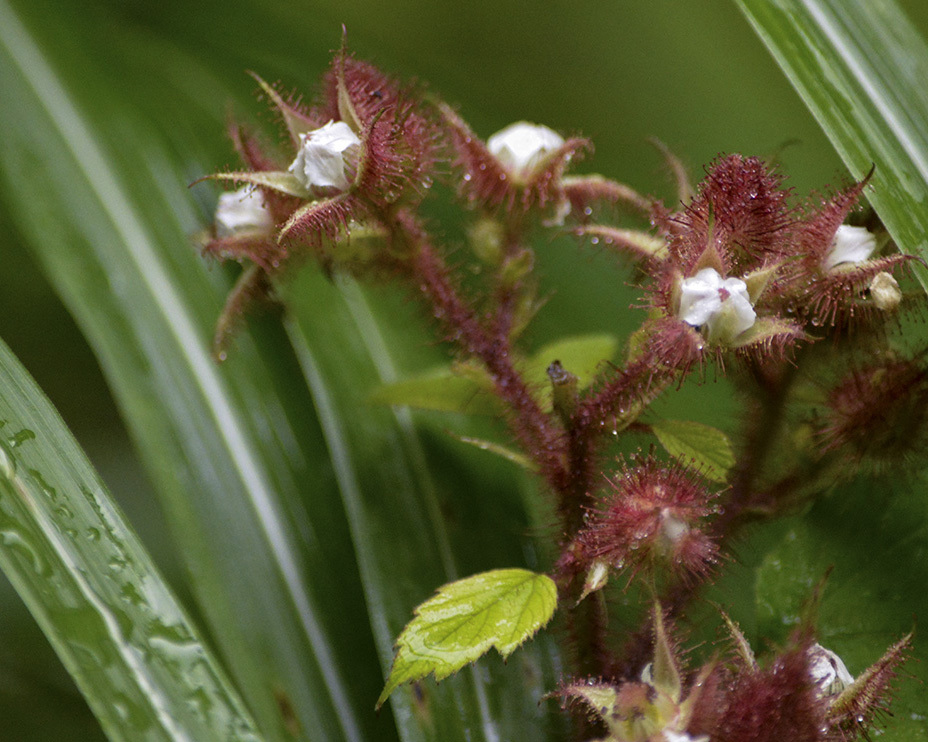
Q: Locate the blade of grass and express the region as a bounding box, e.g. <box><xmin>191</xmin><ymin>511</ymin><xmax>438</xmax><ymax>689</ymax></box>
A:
<box><xmin>0</xmin><ymin>335</ymin><xmax>263</xmax><ymax>742</ymax></box>
<box><xmin>0</xmin><ymin>3</ymin><xmax>386</xmax><ymax>740</ymax></box>
<box><xmin>735</xmin><ymin>0</ymin><xmax>928</xmax><ymax>285</ymax></box>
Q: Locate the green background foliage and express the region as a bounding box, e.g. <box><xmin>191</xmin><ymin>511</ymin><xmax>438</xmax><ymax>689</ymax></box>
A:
<box><xmin>1</xmin><ymin>0</ymin><xmax>928</xmax><ymax>739</ymax></box>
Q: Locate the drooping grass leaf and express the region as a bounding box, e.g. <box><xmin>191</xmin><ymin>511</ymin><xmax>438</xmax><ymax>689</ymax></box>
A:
<box><xmin>0</xmin><ymin>336</ymin><xmax>263</xmax><ymax>742</ymax></box>
<box><xmin>0</xmin><ymin>3</ymin><xmax>386</xmax><ymax>739</ymax></box>
<box><xmin>377</xmin><ymin>569</ymin><xmax>557</xmax><ymax>708</ymax></box>
<box><xmin>735</xmin><ymin>0</ymin><xmax>928</xmax><ymax>286</ymax></box>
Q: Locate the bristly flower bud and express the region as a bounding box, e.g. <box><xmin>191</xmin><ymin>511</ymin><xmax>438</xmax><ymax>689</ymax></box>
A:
<box><xmin>816</xmin><ymin>356</ymin><xmax>928</xmax><ymax>471</ymax></box>
<box><xmin>486</xmin><ymin>121</ymin><xmax>566</xmax><ymax>179</ymax></box>
<box><xmin>571</xmin><ymin>456</ymin><xmax>719</xmax><ymax>584</ymax></box>
<box><xmin>438</xmin><ymin>103</ymin><xmax>589</xmax><ymax>216</ymax></box>
<box><xmin>214</xmin><ymin>186</ymin><xmax>274</xmax><ymax>237</ymax></box>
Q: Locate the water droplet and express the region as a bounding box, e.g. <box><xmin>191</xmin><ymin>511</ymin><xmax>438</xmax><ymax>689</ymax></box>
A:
<box><xmin>29</xmin><ymin>469</ymin><xmax>57</xmax><ymax>501</ymax></box>
<box><xmin>1</xmin><ymin>530</ymin><xmax>47</xmax><ymax>576</ymax></box>
<box><xmin>0</xmin><ymin>440</ymin><xmax>15</xmax><ymax>479</ymax></box>
<box><xmin>463</xmin><ymin>173</ymin><xmax>472</xmax><ymax>182</ymax></box>
<box><xmin>7</xmin><ymin>429</ymin><xmax>35</xmax><ymax>448</ymax></box>
<box><xmin>590</xmin><ymin>237</ymin><xmax>599</xmax><ymax>245</ymax></box>
<box><xmin>54</xmin><ymin>505</ymin><xmax>74</xmax><ymax>520</ymax></box>
<box><xmin>216</xmin><ymin>350</ymin><xmax>228</xmax><ymax>362</ymax></box>
<box><xmin>583</xmin><ymin>207</ymin><xmax>593</xmax><ymax>216</ymax></box>
<box><xmin>86</xmin><ymin>527</ymin><xmax>101</xmax><ymax>542</ymax></box>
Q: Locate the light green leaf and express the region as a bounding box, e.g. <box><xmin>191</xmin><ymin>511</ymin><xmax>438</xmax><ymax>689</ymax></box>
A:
<box><xmin>650</xmin><ymin>419</ymin><xmax>735</xmax><ymax>482</ymax></box>
<box><xmin>370</xmin><ymin>333</ymin><xmax>617</xmax><ymax>416</ymax></box>
<box><xmin>367</xmin><ymin>369</ymin><xmax>500</xmax><ymax>415</ymax></box>
<box><xmin>523</xmin><ymin>333</ymin><xmax>618</xmax><ymax>391</ymax></box>
<box><xmin>0</xmin><ymin>335</ymin><xmax>263</xmax><ymax>742</ymax></box>
<box><xmin>377</xmin><ymin>569</ymin><xmax>557</xmax><ymax>708</ymax></box>
<box><xmin>735</xmin><ymin>0</ymin><xmax>928</xmax><ymax>287</ymax></box>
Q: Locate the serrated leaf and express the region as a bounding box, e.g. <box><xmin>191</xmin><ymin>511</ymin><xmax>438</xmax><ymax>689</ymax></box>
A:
<box><xmin>650</xmin><ymin>419</ymin><xmax>735</xmax><ymax>482</ymax></box>
<box><xmin>377</xmin><ymin>568</ymin><xmax>557</xmax><ymax>708</ymax></box>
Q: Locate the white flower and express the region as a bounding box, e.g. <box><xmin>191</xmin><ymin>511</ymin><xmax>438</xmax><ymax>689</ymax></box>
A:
<box><xmin>664</xmin><ymin>730</ymin><xmax>709</xmax><ymax>742</ymax></box>
<box><xmin>824</xmin><ymin>224</ymin><xmax>877</xmax><ymax>270</ymax></box>
<box><xmin>678</xmin><ymin>267</ymin><xmax>756</xmax><ymax>343</ymax></box>
<box><xmin>214</xmin><ymin>186</ymin><xmax>273</xmax><ymax>237</ymax></box>
<box><xmin>486</xmin><ymin>121</ymin><xmax>565</xmax><ymax>177</ymax></box>
<box><xmin>808</xmin><ymin>643</ymin><xmax>854</xmax><ymax>699</ymax></box>
<box><xmin>288</xmin><ymin>120</ymin><xmax>361</xmax><ymax>191</ymax></box>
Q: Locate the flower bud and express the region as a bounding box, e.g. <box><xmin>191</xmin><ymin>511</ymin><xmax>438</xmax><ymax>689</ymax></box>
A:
<box><xmin>869</xmin><ymin>271</ymin><xmax>902</xmax><ymax>312</ymax></box>
<box><xmin>486</xmin><ymin>121</ymin><xmax>565</xmax><ymax>179</ymax></box>
<box><xmin>807</xmin><ymin>643</ymin><xmax>854</xmax><ymax>699</ymax></box>
<box><xmin>214</xmin><ymin>186</ymin><xmax>273</xmax><ymax>237</ymax></box>
<box><xmin>288</xmin><ymin>120</ymin><xmax>361</xmax><ymax>192</ymax></box>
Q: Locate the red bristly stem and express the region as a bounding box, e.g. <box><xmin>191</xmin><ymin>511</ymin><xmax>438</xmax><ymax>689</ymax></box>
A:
<box><xmin>391</xmin><ymin>209</ymin><xmax>569</xmax><ymax>488</ymax></box>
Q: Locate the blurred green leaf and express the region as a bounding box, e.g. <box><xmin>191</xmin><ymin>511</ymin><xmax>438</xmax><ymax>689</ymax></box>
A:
<box><xmin>370</xmin><ymin>333</ymin><xmax>617</xmax><ymax>416</ymax></box>
<box><xmin>650</xmin><ymin>419</ymin><xmax>735</xmax><ymax>482</ymax></box>
<box><xmin>755</xmin><ymin>478</ymin><xmax>928</xmax><ymax>740</ymax></box>
<box><xmin>0</xmin><ymin>337</ymin><xmax>263</xmax><ymax>741</ymax></box>
<box><xmin>377</xmin><ymin>568</ymin><xmax>557</xmax><ymax>709</ymax></box>
<box><xmin>368</xmin><ymin>369</ymin><xmax>500</xmax><ymax>416</ymax></box>
<box><xmin>735</xmin><ymin>0</ymin><xmax>928</xmax><ymax>286</ymax></box>
<box><xmin>0</xmin><ymin>3</ymin><xmax>386</xmax><ymax>740</ymax></box>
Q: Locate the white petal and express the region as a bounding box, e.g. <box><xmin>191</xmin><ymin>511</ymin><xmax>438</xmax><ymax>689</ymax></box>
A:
<box><xmin>288</xmin><ymin>120</ymin><xmax>361</xmax><ymax>191</ymax></box>
<box><xmin>808</xmin><ymin>643</ymin><xmax>854</xmax><ymax>698</ymax></box>
<box><xmin>664</xmin><ymin>731</ymin><xmax>709</xmax><ymax>742</ymax></box>
<box><xmin>824</xmin><ymin>224</ymin><xmax>877</xmax><ymax>270</ymax></box>
<box><xmin>486</xmin><ymin>121</ymin><xmax>565</xmax><ymax>176</ymax></box>
<box><xmin>214</xmin><ymin>186</ymin><xmax>273</xmax><ymax>237</ymax></box>
<box><xmin>678</xmin><ymin>268</ymin><xmax>756</xmax><ymax>343</ymax></box>
<box><xmin>679</xmin><ymin>268</ymin><xmax>724</xmax><ymax>326</ymax></box>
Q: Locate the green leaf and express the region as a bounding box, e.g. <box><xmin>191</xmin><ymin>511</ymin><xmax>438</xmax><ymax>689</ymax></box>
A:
<box><xmin>735</xmin><ymin>0</ymin><xmax>928</xmax><ymax>288</ymax></box>
<box><xmin>754</xmin><ymin>478</ymin><xmax>928</xmax><ymax>740</ymax></box>
<box><xmin>0</xmin><ymin>336</ymin><xmax>263</xmax><ymax>741</ymax></box>
<box><xmin>650</xmin><ymin>419</ymin><xmax>735</xmax><ymax>482</ymax></box>
<box><xmin>523</xmin><ymin>333</ymin><xmax>618</xmax><ymax>392</ymax></box>
<box><xmin>368</xmin><ymin>369</ymin><xmax>500</xmax><ymax>415</ymax></box>
<box><xmin>377</xmin><ymin>569</ymin><xmax>557</xmax><ymax>708</ymax></box>
<box><xmin>370</xmin><ymin>333</ymin><xmax>617</xmax><ymax>416</ymax></box>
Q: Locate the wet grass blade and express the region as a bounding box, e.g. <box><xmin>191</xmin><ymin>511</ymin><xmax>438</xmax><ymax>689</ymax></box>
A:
<box><xmin>0</xmin><ymin>2</ymin><xmax>384</xmax><ymax>739</ymax></box>
<box><xmin>0</xmin><ymin>336</ymin><xmax>264</xmax><ymax>742</ymax></box>
<box><xmin>735</xmin><ymin>0</ymin><xmax>928</xmax><ymax>284</ymax></box>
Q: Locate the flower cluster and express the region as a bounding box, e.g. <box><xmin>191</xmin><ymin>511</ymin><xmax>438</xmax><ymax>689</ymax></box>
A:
<box><xmin>562</xmin><ymin>607</ymin><xmax>910</xmax><ymax>742</ymax></box>
<box><xmin>199</xmin><ymin>47</ymin><xmax>923</xmax><ymax>742</ymax></box>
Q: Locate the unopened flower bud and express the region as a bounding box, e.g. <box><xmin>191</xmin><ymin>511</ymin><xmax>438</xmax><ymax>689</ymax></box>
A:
<box><xmin>486</xmin><ymin>121</ymin><xmax>565</xmax><ymax>178</ymax></box>
<box><xmin>869</xmin><ymin>271</ymin><xmax>902</xmax><ymax>312</ymax></box>
<box><xmin>214</xmin><ymin>186</ymin><xmax>273</xmax><ymax>237</ymax></box>
<box><xmin>808</xmin><ymin>643</ymin><xmax>854</xmax><ymax>699</ymax></box>
<box><xmin>823</xmin><ymin>224</ymin><xmax>877</xmax><ymax>270</ymax></box>
<box><xmin>678</xmin><ymin>268</ymin><xmax>756</xmax><ymax>344</ymax></box>
<box><xmin>288</xmin><ymin>120</ymin><xmax>361</xmax><ymax>191</ymax></box>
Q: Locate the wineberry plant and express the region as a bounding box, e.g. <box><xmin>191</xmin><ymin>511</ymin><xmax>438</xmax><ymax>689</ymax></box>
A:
<box><xmin>200</xmin><ymin>42</ymin><xmax>919</xmax><ymax>742</ymax></box>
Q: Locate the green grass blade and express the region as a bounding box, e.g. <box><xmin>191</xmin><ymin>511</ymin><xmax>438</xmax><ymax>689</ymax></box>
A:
<box><xmin>0</xmin><ymin>3</ymin><xmax>384</xmax><ymax>739</ymax></box>
<box><xmin>284</xmin><ymin>272</ymin><xmax>564</xmax><ymax>742</ymax></box>
<box><xmin>735</xmin><ymin>0</ymin><xmax>928</xmax><ymax>281</ymax></box>
<box><xmin>0</xmin><ymin>336</ymin><xmax>263</xmax><ymax>742</ymax></box>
